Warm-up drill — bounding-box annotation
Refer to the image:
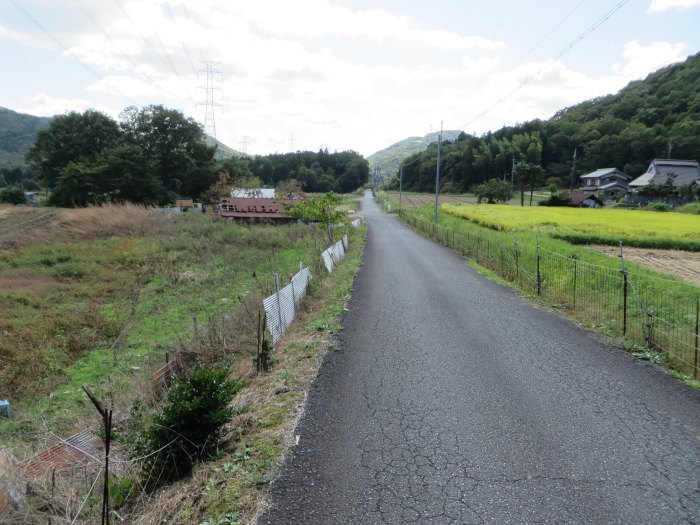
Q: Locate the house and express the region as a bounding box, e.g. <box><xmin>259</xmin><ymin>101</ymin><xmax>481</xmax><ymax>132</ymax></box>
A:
<box><xmin>219</xmin><ymin>196</ymin><xmax>291</xmax><ymax>221</ymax></box>
<box><xmin>569</xmin><ymin>193</ymin><xmax>604</xmax><ymax>208</ymax></box>
<box><xmin>629</xmin><ymin>159</ymin><xmax>700</xmax><ymax>190</ymax></box>
<box><xmin>579</xmin><ymin>168</ymin><xmax>630</xmax><ymax>197</ymax></box>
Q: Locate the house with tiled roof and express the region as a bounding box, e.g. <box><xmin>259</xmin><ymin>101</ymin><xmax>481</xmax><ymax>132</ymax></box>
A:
<box><xmin>579</xmin><ymin>168</ymin><xmax>630</xmax><ymax>197</ymax></box>
<box><xmin>629</xmin><ymin>159</ymin><xmax>700</xmax><ymax>190</ymax></box>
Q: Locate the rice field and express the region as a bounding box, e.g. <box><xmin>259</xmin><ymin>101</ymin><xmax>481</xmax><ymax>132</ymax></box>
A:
<box><xmin>442</xmin><ymin>203</ymin><xmax>700</xmax><ymax>251</ymax></box>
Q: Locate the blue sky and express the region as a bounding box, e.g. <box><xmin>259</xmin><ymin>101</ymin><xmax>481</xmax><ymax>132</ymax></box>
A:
<box><xmin>1</xmin><ymin>0</ymin><xmax>699</xmax><ymax>156</ymax></box>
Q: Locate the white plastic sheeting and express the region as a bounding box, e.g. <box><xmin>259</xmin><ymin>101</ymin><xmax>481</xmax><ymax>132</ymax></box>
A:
<box><xmin>263</xmin><ymin>266</ymin><xmax>312</xmax><ymax>344</ymax></box>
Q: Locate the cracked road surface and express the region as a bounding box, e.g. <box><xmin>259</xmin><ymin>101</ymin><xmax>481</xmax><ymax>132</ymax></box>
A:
<box><xmin>260</xmin><ymin>192</ymin><xmax>700</xmax><ymax>524</ymax></box>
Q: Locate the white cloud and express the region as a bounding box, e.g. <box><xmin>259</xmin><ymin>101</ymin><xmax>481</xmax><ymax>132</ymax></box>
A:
<box><xmin>16</xmin><ymin>93</ymin><xmax>112</xmax><ymax>117</ymax></box>
<box><xmin>612</xmin><ymin>40</ymin><xmax>688</xmax><ymax>79</ymax></box>
<box><xmin>647</xmin><ymin>0</ymin><xmax>700</xmax><ymax>12</ymax></box>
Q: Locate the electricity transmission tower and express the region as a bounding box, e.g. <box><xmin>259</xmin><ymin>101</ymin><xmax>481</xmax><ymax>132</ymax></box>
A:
<box><xmin>197</xmin><ymin>61</ymin><xmax>223</xmax><ymax>138</ymax></box>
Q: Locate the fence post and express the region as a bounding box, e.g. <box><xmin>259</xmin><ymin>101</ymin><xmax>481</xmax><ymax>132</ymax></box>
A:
<box><xmin>290</xmin><ymin>275</ymin><xmax>297</xmax><ymax>313</ymax></box>
<box><xmin>645</xmin><ymin>310</ymin><xmax>654</xmax><ymax>348</ymax></box>
<box><xmin>694</xmin><ymin>300</ymin><xmax>699</xmax><ymax>379</ymax></box>
<box><xmin>536</xmin><ymin>237</ymin><xmax>542</xmax><ymax>295</ymax></box>
<box><xmin>274</xmin><ymin>273</ymin><xmax>284</xmax><ymax>338</ymax></box>
<box><xmin>572</xmin><ymin>257</ymin><xmax>577</xmax><ymax>309</ymax></box>
<box><xmin>514</xmin><ymin>241</ymin><xmax>519</xmax><ymax>282</ymax></box>
<box><xmin>619</xmin><ymin>242</ymin><xmax>628</xmax><ymax>335</ymax></box>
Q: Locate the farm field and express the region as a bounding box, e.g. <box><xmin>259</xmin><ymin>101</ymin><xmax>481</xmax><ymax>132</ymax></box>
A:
<box><xmin>442</xmin><ymin>202</ymin><xmax>700</xmax><ymax>250</ymax></box>
<box><xmin>0</xmin><ymin>204</ymin><xmax>324</xmax><ymax>441</ymax></box>
<box><xmin>588</xmin><ymin>245</ymin><xmax>700</xmax><ymax>287</ymax></box>
<box><xmin>383</xmin><ymin>191</ymin><xmax>547</xmax><ymax>209</ymax></box>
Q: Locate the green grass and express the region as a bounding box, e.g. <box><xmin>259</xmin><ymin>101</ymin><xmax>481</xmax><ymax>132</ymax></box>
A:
<box><xmin>0</xmin><ymin>212</ymin><xmax>323</xmax><ymax>440</ymax></box>
<box><xmin>442</xmin><ymin>202</ymin><xmax>700</xmax><ymax>250</ymax></box>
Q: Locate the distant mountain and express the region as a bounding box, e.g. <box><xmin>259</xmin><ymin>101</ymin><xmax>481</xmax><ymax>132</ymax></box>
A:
<box><xmin>0</xmin><ymin>106</ymin><xmax>245</xmax><ymax>168</ymax></box>
<box><xmin>204</xmin><ymin>135</ymin><xmax>246</xmax><ymax>160</ymax></box>
<box><xmin>368</xmin><ymin>130</ymin><xmax>462</xmax><ymax>179</ymax></box>
<box><xmin>0</xmin><ymin>107</ymin><xmax>51</xmax><ymax>167</ymax></box>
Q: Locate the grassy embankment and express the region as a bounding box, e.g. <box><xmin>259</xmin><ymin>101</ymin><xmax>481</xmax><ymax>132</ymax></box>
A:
<box><xmin>389</xmin><ymin>198</ymin><xmax>699</xmax><ymax>384</ymax></box>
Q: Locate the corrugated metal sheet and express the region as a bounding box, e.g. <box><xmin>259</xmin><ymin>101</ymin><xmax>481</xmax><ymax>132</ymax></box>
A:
<box><xmin>152</xmin><ymin>361</ymin><xmax>175</xmax><ymax>392</ymax></box>
<box><xmin>22</xmin><ymin>428</ymin><xmax>103</xmax><ymax>479</ymax></box>
<box><xmin>263</xmin><ymin>267</ymin><xmax>311</xmax><ymax>344</ymax></box>
<box><xmin>321</xmin><ymin>236</ymin><xmax>347</xmax><ymax>273</ymax></box>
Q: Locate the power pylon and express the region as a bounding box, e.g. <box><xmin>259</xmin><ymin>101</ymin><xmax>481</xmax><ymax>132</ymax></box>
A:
<box><xmin>197</xmin><ymin>61</ymin><xmax>223</xmax><ymax>138</ymax></box>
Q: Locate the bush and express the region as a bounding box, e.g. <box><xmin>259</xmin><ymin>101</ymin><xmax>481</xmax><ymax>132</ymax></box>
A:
<box><xmin>538</xmin><ymin>191</ymin><xmax>571</xmax><ymax>207</ymax></box>
<box><xmin>0</xmin><ymin>184</ymin><xmax>26</xmax><ymax>205</ymax></box>
<box><xmin>676</xmin><ymin>202</ymin><xmax>700</xmax><ymax>214</ymax></box>
<box><xmin>132</xmin><ymin>365</ymin><xmax>240</xmax><ymax>491</ymax></box>
<box><xmin>647</xmin><ymin>202</ymin><xmax>671</xmax><ymax>212</ymax></box>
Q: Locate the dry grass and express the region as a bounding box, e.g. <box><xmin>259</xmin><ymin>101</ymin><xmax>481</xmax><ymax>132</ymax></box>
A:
<box><xmin>0</xmin><ymin>203</ymin><xmax>166</xmax><ymax>248</ymax></box>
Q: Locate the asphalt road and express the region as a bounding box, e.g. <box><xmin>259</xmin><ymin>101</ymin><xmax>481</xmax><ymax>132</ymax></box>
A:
<box><xmin>260</xmin><ymin>191</ymin><xmax>700</xmax><ymax>524</ymax></box>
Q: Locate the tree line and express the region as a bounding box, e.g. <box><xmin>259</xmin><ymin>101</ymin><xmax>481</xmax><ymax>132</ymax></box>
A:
<box><xmin>395</xmin><ymin>51</ymin><xmax>700</xmax><ymax>193</ymax></box>
<box><xmin>13</xmin><ymin>105</ymin><xmax>368</xmax><ymax>207</ymax></box>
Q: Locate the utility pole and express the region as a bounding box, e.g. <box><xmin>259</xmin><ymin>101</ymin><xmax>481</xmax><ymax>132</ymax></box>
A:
<box><xmin>197</xmin><ymin>61</ymin><xmax>223</xmax><ymax>139</ymax></box>
<box><xmin>434</xmin><ymin>122</ymin><xmax>443</xmax><ymax>224</ymax></box>
<box><xmin>511</xmin><ymin>155</ymin><xmax>515</xmax><ymax>192</ymax></box>
<box><xmin>569</xmin><ymin>148</ymin><xmax>578</xmax><ymax>191</ymax></box>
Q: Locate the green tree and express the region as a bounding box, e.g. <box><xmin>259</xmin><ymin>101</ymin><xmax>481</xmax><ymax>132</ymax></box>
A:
<box><xmin>120</xmin><ymin>105</ymin><xmax>216</xmax><ymax>201</ymax></box>
<box><xmin>0</xmin><ymin>184</ymin><xmax>26</xmax><ymax>204</ymax></box>
<box><xmin>474</xmin><ymin>178</ymin><xmax>512</xmax><ymax>204</ymax></box>
<box><xmin>514</xmin><ymin>162</ymin><xmax>544</xmax><ymax>206</ymax></box>
<box><xmin>285</xmin><ymin>192</ymin><xmax>346</xmax><ymax>245</ymax></box>
<box><xmin>133</xmin><ymin>366</ymin><xmax>240</xmax><ymax>491</ymax></box>
<box><xmin>26</xmin><ymin>110</ymin><xmax>121</xmax><ymax>189</ymax></box>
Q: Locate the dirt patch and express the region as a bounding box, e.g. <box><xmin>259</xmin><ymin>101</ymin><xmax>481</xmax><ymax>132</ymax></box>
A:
<box><xmin>589</xmin><ymin>245</ymin><xmax>700</xmax><ymax>287</ymax></box>
<box><xmin>0</xmin><ymin>273</ymin><xmax>60</xmax><ymax>293</ymax></box>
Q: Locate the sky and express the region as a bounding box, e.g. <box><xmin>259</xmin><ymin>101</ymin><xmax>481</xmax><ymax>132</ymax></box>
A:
<box><xmin>1</xmin><ymin>0</ymin><xmax>699</xmax><ymax>157</ymax></box>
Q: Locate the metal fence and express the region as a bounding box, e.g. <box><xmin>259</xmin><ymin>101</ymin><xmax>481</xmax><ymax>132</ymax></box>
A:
<box><xmin>263</xmin><ymin>264</ymin><xmax>312</xmax><ymax>344</ymax></box>
<box><xmin>400</xmin><ymin>211</ymin><xmax>700</xmax><ymax>378</ymax></box>
<box><xmin>321</xmin><ymin>235</ymin><xmax>348</xmax><ymax>273</ymax></box>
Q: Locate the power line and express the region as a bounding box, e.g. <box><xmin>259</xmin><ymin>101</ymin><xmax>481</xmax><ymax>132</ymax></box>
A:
<box><xmin>459</xmin><ymin>0</ymin><xmax>632</xmax><ymax>132</ymax></box>
<box><xmin>508</xmin><ymin>0</ymin><xmax>587</xmax><ymax>71</ymax></box>
<box><xmin>73</xmin><ymin>0</ymin><xmax>181</xmax><ymax>101</ymax></box>
<box><xmin>111</xmin><ymin>0</ymin><xmax>198</xmax><ymax>105</ymax></box>
<box><xmin>9</xmin><ymin>0</ymin><xmax>139</xmax><ymax>106</ymax></box>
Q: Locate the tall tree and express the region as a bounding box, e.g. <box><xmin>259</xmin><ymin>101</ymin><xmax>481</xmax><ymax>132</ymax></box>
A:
<box><xmin>120</xmin><ymin>105</ymin><xmax>216</xmax><ymax>200</ymax></box>
<box><xmin>26</xmin><ymin>110</ymin><xmax>120</xmax><ymax>189</ymax></box>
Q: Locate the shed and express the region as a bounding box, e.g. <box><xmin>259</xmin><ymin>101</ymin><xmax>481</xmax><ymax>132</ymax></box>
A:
<box><xmin>570</xmin><ymin>193</ymin><xmax>604</xmax><ymax>208</ymax></box>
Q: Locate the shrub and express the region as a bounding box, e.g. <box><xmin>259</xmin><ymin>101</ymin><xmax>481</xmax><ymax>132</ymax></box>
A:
<box><xmin>538</xmin><ymin>191</ymin><xmax>571</xmax><ymax>207</ymax></box>
<box><xmin>0</xmin><ymin>184</ymin><xmax>26</xmax><ymax>205</ymax></box>
<box><xmin>647</xmin><ymin>202</ymin><xmax>671</xmax><ymax>212</ymax></box>
<box><xmin>677</xmin><ymin>202</ymin><xmax>700</xmax><ymax>214</ymax></box>
<box><xmin>133</xmin><ymin>365</ymin><xmax>240</xmax><ymax>491</ymax></box>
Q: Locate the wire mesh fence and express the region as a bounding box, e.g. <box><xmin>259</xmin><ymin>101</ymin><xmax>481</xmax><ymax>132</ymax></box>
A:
<box><xmin>400</xmin><ymin>210</ymin><xmax>700</xmax><ymax>378</ymax></box>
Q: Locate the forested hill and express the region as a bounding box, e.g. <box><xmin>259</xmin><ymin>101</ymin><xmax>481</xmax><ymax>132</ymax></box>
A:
<box><xmin>399</xmin><ymin>51</ymin><xmax>700</xmax><ymax>193</ymax></box>
<box><xmin>0</xmin><ymin>107</ymin><xmax>50</xmax><ymax>167</ymax></box>
<box><xmin>368</xmin><ymin>130</ymin><xmax>462</xmax><ymax>179</ymax></box>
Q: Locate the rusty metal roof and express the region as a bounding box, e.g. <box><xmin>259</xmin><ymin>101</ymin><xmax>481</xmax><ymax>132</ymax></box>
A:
<box><xmin>219</xmin><ymin>197</ymin><xmax>287</xmax><ymax>219</ymax></box>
